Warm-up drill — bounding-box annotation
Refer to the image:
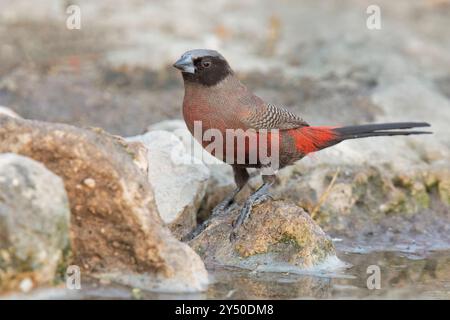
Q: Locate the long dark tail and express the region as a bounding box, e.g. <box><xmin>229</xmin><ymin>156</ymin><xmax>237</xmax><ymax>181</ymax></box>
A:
<box><xmin>288</xmin><ymin>122</ymin><xmax>432</xmax><ymax>154</ymax></box>
<box><xmin>334</xmin><ymin>122</ymin><xmax>432</xmax><ymax>140</ymax></box>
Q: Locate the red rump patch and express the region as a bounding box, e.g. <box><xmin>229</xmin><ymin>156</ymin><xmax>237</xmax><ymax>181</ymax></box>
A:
<box><xmin>287</xmin><ymin>126</ymin><xmax>339</xmax><ymax>154</ymax></box>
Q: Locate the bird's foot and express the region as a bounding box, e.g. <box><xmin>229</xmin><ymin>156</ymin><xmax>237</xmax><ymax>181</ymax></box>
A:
<box><xmin>182</xmin><ymin>188</ymin><xmax>240</xmax><ymax>242</ymax></box>
<box><xmin>210</xmin><ymin>188</ymin><xmax>240</xmax><ymax>218</ymax></box>
<box><xmin>230</xmin><ymin>183</ymin><xmax>272</xmax><ymax>241</ymax></box>
<box><xmin>182</xmin><ymin>218</ymin><xmax>210</xmax><ymax>242</ymax></box>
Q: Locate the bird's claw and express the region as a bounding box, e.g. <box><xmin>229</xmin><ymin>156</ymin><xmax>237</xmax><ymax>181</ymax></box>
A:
<box><xmin>211</xmin><ymin>199</ymin><xmax>234</xmax><ymax>218</ymax></box>
<box><xmin>230</xmin><ymin>185</ymin><xmax>272</xmax><ymax>242</ymax></box>
<box><xmin>182</xmin><ymin>189</ymin><xmax>239</xmax><ymax>242</ymax></box>
<box><xmin>182</xmin><ymin>219</ymin><xmax>209</xmax><ymax>242</ymax></box>
<box><xmin>229</xmin><ymin>204</ymin><xmax>252</xmax><ymax>241</ymax></box>
<box><xmin>211</xmin><ymin>187</ymin><xmax>241</xmax><ymax>217</ymax></box>
<box><xmin>253</xmin><ymin>193</ymin><xmax>272</xmax><ymax>206</ymax></box>
<box><xmin>229</xmin><ymin>229</ymin><xmax>238</xmax><ymax>242</ymax></box>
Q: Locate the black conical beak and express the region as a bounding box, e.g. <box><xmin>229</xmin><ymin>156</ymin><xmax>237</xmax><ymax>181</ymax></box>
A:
<box><xmin>173</xmin><ymin>54</ymin><xmax>195</xmax><ymax>74</ymax></box>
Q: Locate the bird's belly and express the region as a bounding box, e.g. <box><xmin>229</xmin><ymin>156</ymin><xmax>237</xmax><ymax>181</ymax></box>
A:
<box><xmin>186</xmin><ymin>125</ymin><xmax>281</xmax><ymax>168</ymax></box>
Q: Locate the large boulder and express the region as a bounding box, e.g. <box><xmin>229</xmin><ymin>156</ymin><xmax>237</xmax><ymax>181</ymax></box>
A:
<box><xmin>0</xmin><ymin>153</ymin><xmax>70</xmax><ymax>293</ymax></box>
<box><xmin>190</xmin><ymin>199</ymin><xmax>342</xmax><ymax>272</ymax></box>
<box><xmin>126</xmin><ymin>130</ymin><xmax>210</xmax><ymax>240</ymax></box>
<box><xmin>0</xmin><ymin>116</ymin><xmax>208</xmax><ymax>292</ymax></box>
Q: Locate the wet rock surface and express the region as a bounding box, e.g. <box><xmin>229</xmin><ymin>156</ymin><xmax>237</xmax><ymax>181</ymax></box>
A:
<box><xmin>0</xmin><ymin>116</ymin><xmax>208</xmax><ymax>293</ymax></box>
<box><xmin>190</xmin><ymin>200</ymin><xmax>340</xmax><ymax>272</ymax></box>
<box><xmin>0</xmin><ymin>153</ymin><xmax>70</xmax><ymax>292</ymax></box>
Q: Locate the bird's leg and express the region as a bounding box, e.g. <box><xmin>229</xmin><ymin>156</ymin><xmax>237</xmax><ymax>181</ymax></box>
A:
<box><xmin>181</xmin><ymin>166</ymin><xmax>249</xmax><ymax>242</ymax></box>
<box><xmin>212</xmin><ymin>166</ymin><xmax>249</xmax><ymax>216</ymax></box>
<box><xmin>230</xmin><ymin>174</ymin><xmax>276</xmax><ymax>241</ymax></box>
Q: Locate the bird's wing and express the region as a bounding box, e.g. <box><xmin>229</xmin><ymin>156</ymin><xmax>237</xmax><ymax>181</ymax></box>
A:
<box><xmin>241</xmin><ymin>102</ymin><xmax>309</xmax><ymax>130</ymax></box>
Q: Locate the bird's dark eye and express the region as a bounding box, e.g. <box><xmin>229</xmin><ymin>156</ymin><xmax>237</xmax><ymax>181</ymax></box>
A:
<box><xmin>202</xmin><ymin>60</ymin><xmax>212</xmax><ymax>68</ymax></box>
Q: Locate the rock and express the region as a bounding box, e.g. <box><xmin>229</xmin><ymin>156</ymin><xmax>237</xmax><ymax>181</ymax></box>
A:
<box><xmin>146</xmin><ymin>120</ymin><xmax>225</xmax><ymax>166</ymax></box>
<box><xmin>0</xmin><ymin>116</ymin><xmax>208</xmax><ymax>292</ymax></box>
<box><xmin>197</xmin><ymin>166</ymin><xmax>236</xmax><ymax>222</ymax></box>
<box><xmin>122</xmin><ymin>140</ymin><xmax>149</xmax><ymax>175</ymax></box>
<box><xmin>146</xmin><ymin>120</ymin><xmax>236</xmax><ymax>222</ymax></box>
<box><xmin>190</xmin><ymin>199</ymin><xmax>341</xmax><ymax>272</ymax></box>
<box><xmin>0</xmin><ymin>106</ymin><xmax>21</xmax><ymax>119</ymax></box>
<box><xmin>271</xmin><ymin>161</ymin><xmax>450</xmax><ymax>252</ymax></box>
<box><xmin>0</xmin><ymin>153</ymin><xmax>70</xmax><ymax>292</ymax></box>
<box><xmin>126</xmin><ymin>130</ymin><xmax>210</xmax><ymax>240</ymax></box>
<box><xmin>146</xmin><ymin>119</ymin><xmax>187</xmax><ymax>133</ymax></box>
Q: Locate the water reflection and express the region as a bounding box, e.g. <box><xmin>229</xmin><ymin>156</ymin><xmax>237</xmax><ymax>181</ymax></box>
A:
<box><xmin>5</xmin><ymin>250</ymin><xmax>450</xmax><ymax>299</ymax></box>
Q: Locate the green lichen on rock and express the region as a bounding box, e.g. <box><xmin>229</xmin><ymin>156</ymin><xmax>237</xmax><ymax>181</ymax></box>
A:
<box><xmin>193</xmin><ymin>244</ymin><xmax>206</xmax><ymax>259</ymax></box>
<box><xmin>438</xmin><ymin>178</ymin><xmax>450</xmax><ymax>206</ymax></box>
<box><xmin>411</xmin><ymin>182</ymin><xmax>431</xmax><ymax>209</ymax></box>
<box><xmin>422</xmin><ymin>169</ymin><xmax>450</xmax><ymax>205</ymax></box>
<box><xmin>53</xmin><ymin>246</ymin><xmax>73</xmax><ymax>285</ymax></box>
<box><xmin>346</xmin><ymin>168</ymin><xmax>434</xmax><ymax>217</ymax></box>
<box><xmin>311</xmin><ymin>239</ymin><xmax>335</xmax><ymax>262</ymax></box>
<box><xmin>381</xmin><ymin>189</ymin><xmax>409</xmax><ymax>215</ymax></box>
<box><xmin>392</xmin><ymin>174</ymin><xmax>431</xmax><ymax>212</ymax></box>
<box><xmin>279</xmin><ymin>233</ymin><xmax>302</xmax><ymax>249</ymax></box>
<box><xmin>351</xmin><ymin>167</ymin><xmax>399</xmax><ymax>217</ymax></box>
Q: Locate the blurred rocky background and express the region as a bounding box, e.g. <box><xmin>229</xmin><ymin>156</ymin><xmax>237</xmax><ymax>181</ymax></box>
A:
<box><xmin>1</xmin><ymin>0</ymin><xmax>450</xmax><ymax>299</ymax></box>
<box><xmin>0</xmin><ymin>0</ymin><xmax>448</xmax><ymax>136</ymax></box>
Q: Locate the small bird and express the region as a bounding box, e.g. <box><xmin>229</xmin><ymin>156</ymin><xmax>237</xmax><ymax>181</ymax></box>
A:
<box><xmin>173</xmin><ymin>49</ymin><xmax>431</xmax><ymax>241</ymax></box>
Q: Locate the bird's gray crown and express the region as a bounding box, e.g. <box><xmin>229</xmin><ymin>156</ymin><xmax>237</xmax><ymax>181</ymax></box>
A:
<box><xmin>182</xmin><ymin>49</ymin><xmax>224</xmax><ymax>60</ymax></box>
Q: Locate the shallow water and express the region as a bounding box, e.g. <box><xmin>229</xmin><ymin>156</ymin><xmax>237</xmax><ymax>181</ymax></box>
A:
<box><xmin>7</xmin><ymin>249</ymin><xmax>450</xmax><ymax>300</ymax></box>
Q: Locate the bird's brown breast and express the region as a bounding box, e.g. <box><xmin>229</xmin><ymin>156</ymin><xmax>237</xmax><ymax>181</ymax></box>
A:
<box><xmin>182</xmin><ymin>76</ymin><xmax>249</xmax><ymax>134</ymax></box>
